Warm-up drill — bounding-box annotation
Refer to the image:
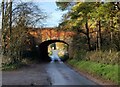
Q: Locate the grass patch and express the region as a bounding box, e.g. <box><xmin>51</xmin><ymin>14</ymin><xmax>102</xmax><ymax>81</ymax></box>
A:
<box><xmin>67</xmin><ymin>59</ymin><xmax>119</xmax><ymax>84</ymax></box>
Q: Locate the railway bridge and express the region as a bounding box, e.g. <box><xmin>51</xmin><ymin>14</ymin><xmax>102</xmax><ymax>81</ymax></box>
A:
<box><xmin>25</xmin><ymin>28</ymin><xmax>74</xmax><ymax>61</ymax></box>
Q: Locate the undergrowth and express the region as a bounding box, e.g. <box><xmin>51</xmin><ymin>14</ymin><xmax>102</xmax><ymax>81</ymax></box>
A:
<box><xmin>67</xmin><ymin>59</ymin><xmax>119</xmax><ymax>84</ymax></box>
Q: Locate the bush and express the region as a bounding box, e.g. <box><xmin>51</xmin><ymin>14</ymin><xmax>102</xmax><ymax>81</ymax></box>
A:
<box><xmin>2</xmin><ymin>56</ymin><xmax>31</xmax><ymax>71</ymax></box>
<box><xmin>72</xmin><ymin>50</ymin><xmax>119</xmax><ymax>65</ymax></box>
<box><xmin>2</xmin><ymin>61</ymin><xmax>25</xmax><ymax>71</ymax></box>
<box><xmin>85</xmin><ymin>50</ymin><xmax>119</xmax><ymax>65</ymax></box>
<box><xmin>73</xmin><ymin>49</ymin><xmax>87</xmax><ymax>61</ymax></box>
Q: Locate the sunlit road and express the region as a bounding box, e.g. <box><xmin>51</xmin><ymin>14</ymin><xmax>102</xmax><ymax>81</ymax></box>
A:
<box><xmin>46</xmin><ymin>62</ymin><xmax>99</xmax><ymax>85</ymax></box>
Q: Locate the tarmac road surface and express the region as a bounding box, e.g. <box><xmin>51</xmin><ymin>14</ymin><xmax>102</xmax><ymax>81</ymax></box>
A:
<box><xmin>46</xmin><ymin>62</ymin><xmax>99</xmax><ymax>85</ymax></box>
<box><xmin>2</xmin><ymin>62</ymin><xmax>101</xmax><ymax>86</ymax></box>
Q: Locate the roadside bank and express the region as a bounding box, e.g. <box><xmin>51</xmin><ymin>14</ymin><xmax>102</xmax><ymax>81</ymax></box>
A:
<box><xmin>66</xmin><ymin>59</ymin><xmax>118</xmax><ymax>85</ymax></box>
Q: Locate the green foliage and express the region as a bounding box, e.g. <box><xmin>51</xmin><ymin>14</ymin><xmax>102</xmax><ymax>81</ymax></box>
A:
<box><xmin>85</xmin><ymin>50</ymin><xmax>119</xmax><ymax>65</ymax></box>
<box><xmin>58</xmin><ymin>2</ymin><xmax>120</xmax><ymax>84</ymax></box>
<box><xmin>71</xmin><ymin>34</ymin><xmax>88</xmax><ymax>50</ymax></box>
<box><xmin>68</xmin><ymin>59</ymin><xmax>119</xmax><ymax>84</ymax></box>
<box><xmin>72</xmin><ymin>50</ymin><xmax>119</xmax><ymax>65</ymax></box>
<box><xmin>68</xmin><ymin>49</ymin><xmax>119</xmax><ymax>84</ymax></box>
<box><xmin>57</xmin><ymin>2</ymin><xmax>120</xmax><ymax>51</ymax></box>
<box><xmin>73</xmin><ymin>49</ymin><xmax>87</xmax><ymax>61</ymax></box>
<box><xmin>56</xmin><ymin>2</ymin><xmax>71</xmax><ymax>11</ymax></box>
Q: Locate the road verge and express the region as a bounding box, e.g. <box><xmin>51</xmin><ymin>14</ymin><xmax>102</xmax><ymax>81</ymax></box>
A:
<box><xmin>66</xmin><ymin>59</ymin><xmax>118</xmax><ymax>85</ymax></box>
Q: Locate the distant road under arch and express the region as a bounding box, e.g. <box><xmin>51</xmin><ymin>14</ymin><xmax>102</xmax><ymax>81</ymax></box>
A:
<box><xmin>38</xmin><ymin>40</ymin><xmax>69</xmax><ymax>62</ymax></box>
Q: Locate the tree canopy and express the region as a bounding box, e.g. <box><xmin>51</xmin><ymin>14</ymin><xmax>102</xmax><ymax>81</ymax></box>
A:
<box><xmin>56</xmin><ymin>2</ymin><xmax>120</xmax><ymax>51</ymax></box>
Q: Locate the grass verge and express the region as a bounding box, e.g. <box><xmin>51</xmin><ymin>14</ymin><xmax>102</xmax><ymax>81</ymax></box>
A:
<box><xmin>67</xmin><ymin>59</ymin><xmax>119</xmax><ymax>84</ymax></box>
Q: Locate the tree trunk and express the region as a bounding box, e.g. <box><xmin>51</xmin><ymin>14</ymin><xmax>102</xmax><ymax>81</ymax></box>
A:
<box><xmin>1</xmin><ymin>0</ymin><xmax>5</xmax><ymax>54</ymax></box>
<box><xmin>98</xmin><ymin>20</ymin><xmax>102</xmax><ymax>50</ymax></box>
<box><xmin>9</xmin><ymin>1</ymin><xmax>12</xmax><ymax>57</ymax></box>
<box><xmin>2</xmin><ymin>0</ymin><xmax>4</xmax><ymax>32</ymax></box>
<box><xmin>9</xmin><ymin>1</ymin><xmax>12</xmax><ymax>37</ymax></box>
<box><xmin>110</xmin><ymin>17</ymin><xmax>113</xmax><ymax>47</ymax></box>
<box><xmin>96</xmin><ymin>28</ymin><xmax>99</xmax><ymax>50</ymax></box>
<box><xmin>85</xmin><ymin>18</ymin><xmax>91</xmax><ymax>50</ymax></box>
<box><xmin>96</xmin><ymin>20</ymin><xmax>102</xmax><ymax>50</ymax></box>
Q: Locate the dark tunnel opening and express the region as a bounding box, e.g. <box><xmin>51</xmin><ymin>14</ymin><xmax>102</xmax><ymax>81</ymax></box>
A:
<box><xmin>38</xmin><ymin>40</ymin><xmax>69</xmax><ymax>62</ymax></box>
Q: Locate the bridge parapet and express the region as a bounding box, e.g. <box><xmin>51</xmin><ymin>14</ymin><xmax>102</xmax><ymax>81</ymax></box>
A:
<box><xmin>28</xmin><ymin>28</ymin><xmax>74</xmax><ymax>45</ymax></box>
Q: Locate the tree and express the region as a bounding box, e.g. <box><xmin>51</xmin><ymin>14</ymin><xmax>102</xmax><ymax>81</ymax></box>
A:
<box><xmin>56</xmin><ymin>1</ymin><xmax>73</xmax><ymax>11</ymax></box>
<box><xmin>57</xmin><ymin>2</ymin><xmax>120</xmax><ymax>51</ymax></box>
<box><xmin>1</xmin><ymin>1</ymin><xmax>47</xmax><ymax>63</ymax></box>
<box><xmin>1</xmin><ymin>0</ymin><xmax>12</xmax><ymax>54</ymax></box>
<box><xmin>12</xmin><ymin>2</ymin><xmax>46</xmax><ymax>28</ymax></box>
<box><xmin>58</xmin><ymin>2</ymin><xmax>95</xmax><ymax>50</ymax></box>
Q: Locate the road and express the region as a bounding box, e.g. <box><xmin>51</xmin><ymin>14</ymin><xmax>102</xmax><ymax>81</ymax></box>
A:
<box><xmin>46</xmin><ymin>62</ymin><xmax>98</xmax><ymax>85</ymax></box>
<box><xmin>2</xmin><ymin>62</ymin><xmax>100</xmax><ymax>86</ymax></box>
<box><xmin>2</xmin><ymin>64</ymin><xmax>51</xmax><ymax>85</ymax></box>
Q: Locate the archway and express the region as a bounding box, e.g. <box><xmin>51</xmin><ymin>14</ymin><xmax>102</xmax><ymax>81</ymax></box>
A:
<box><xmin>38</xmin><ymin>40</ymin><xmax>69</xmax><ymax>62</ymax></box>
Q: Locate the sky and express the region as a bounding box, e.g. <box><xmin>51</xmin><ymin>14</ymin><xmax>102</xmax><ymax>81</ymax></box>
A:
<box><xmin>36</xmin><ymin>2</ymin><xmax>67</xmax><ymax>28</ymax></box>
<box><xmin>0</xmin><ymin>1</ymin><xmax>67</xmax><ymax>28</ymax></box>
<box><xmin>0</xmin><ymin>0</ymin><xmax>66</xmax><ymax>27</ymax></box>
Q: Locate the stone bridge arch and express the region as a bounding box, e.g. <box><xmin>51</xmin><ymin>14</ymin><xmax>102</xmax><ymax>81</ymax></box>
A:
<box><xmin>38</xmin><ymin>40</ymin><xmax>69</xmax><ymax>62</ymax></box>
